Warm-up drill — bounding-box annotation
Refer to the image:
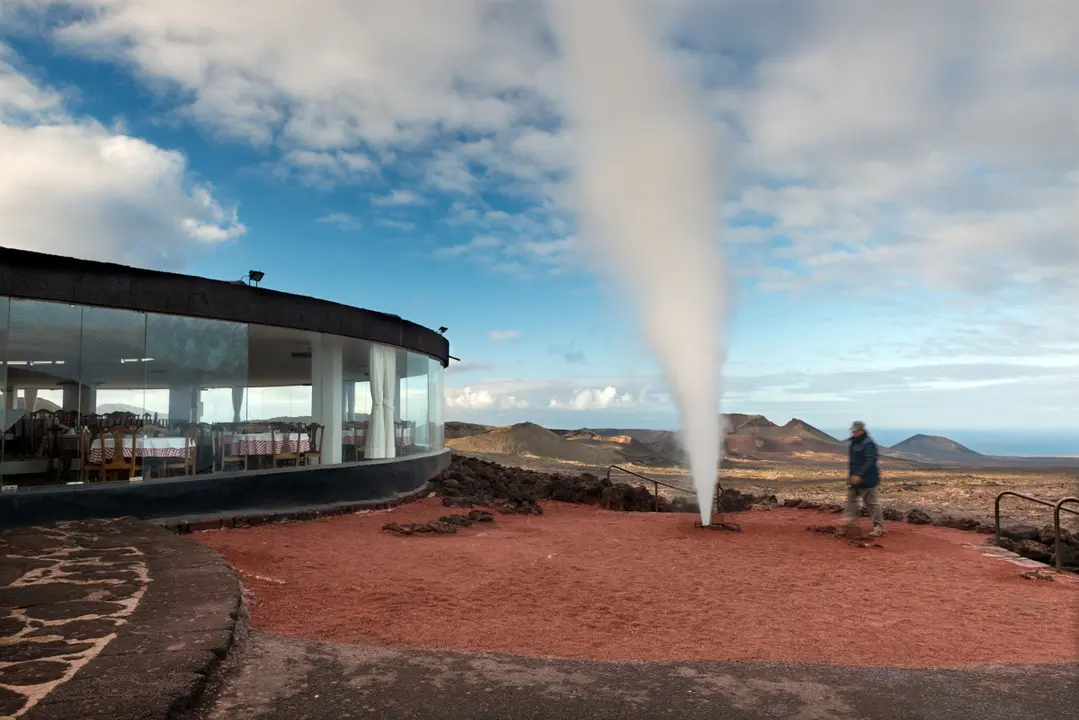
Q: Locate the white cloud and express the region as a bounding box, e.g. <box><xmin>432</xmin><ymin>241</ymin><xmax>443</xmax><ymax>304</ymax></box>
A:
<box><xmin>444</xmin><ymin>386</ymin><xmax>528</xmax><ymax>410</ymax></box>
<box><xmin>316</xmin><ymin>212</ymin><xmax>361</xmax><ymax>230</ymax></box>
<box><xmin>445</xmin><ymin>386</ymin><xmax>495</xmax><ymax>410</ymax></box>
<box><xmin>8</xmin><ymin>0</ymin><xmax>1078</xmax><ymax>299</ymax></box>
<box><xmin>548</xmin><ymin>386</ymin><xmax>634</xmax><ymax>411</ymax></box>
<box><xmin>487</xmin><ymin>330</ymin><xmax>521</xmax><ymax>342</ymax></box>
<box><xmin>0</xmin><ymin>43</ymin><xmax>245</xmax><ymax>268</ymax></box>
<box><xmin>274</xmin><ymin>149</ymin><xmax>376</xmax><ymax>187</ymax></box>
<box><xmin>370</xmin><ymin>189</ymin><xmax>424</xmax><ymax>206</ymax></box>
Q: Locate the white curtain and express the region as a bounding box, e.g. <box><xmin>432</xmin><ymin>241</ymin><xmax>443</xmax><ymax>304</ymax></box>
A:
<box><xmin>231</xmin><ymin>386</ymin><xmax>244</xmax><ymax>424</ymax></box>
<box><xmin>345</xmin><ymin>382</ymin><xmax>356</xmax><ymax>422</ymax></box>
<box><xmin>365</xmin><ymin>345</ymin><xmax>397</xmax><ymax>459</ymax></box>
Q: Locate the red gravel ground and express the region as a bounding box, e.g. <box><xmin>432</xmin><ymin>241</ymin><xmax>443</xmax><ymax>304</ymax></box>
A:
<box><xmin>197</xmin><ymin>498</ymin><xmax>1079</xmax><ymax>668</ymax></box>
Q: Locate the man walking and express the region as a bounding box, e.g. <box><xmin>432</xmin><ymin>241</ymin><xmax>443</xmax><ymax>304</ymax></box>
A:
<box><xmin>844</xmin><ymin>421</ymin><xmax>885</xmax><ymax>537</ymax></box>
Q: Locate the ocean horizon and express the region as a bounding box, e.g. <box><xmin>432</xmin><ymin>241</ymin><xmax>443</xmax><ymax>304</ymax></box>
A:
<box><xmin>824</xmin><ymin>428</ymin><xmax>1078</xmax><ymax>458</ymax></box>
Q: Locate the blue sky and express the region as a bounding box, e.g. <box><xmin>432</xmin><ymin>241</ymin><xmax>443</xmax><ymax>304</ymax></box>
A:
<box><xmin>1</xmin><ymin>1</ymin><xmax>1077</xmax><ymax>446</ymax></box>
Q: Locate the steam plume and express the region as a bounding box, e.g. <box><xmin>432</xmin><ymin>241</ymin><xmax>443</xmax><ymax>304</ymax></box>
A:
<box><xmin>552</xmin><ymin>0</ymin><xmax>726</xmax><ymax>524</ymax></box>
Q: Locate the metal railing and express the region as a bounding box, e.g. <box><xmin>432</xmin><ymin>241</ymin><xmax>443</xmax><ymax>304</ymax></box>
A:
<box><xmin>1054</xmin><ymin>497</ymin><xmax>1079</xmax><ymax>572</ymax></box>
<box><xmin>994</xmin><ymin>491</ymin><xmax>1079</xmax><ymax>571</ymax></box>
<box><xmin>605</xmin><ymin>465</ymin><xmax>719</xmax><ymax>512</ymax></box>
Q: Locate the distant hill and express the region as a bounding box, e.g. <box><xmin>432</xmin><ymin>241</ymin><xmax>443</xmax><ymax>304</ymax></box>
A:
<box><xmin>447</xmin><ymin>417</ymin><xmax>1079</xmax><ymax>468</ymax></box>
<box><xmin>451</xmin><ymin>415</ymin><xmax>853</xmax><ymax>466</ymax></box>
<box><xmin>889</xmin><ymin>434</ymin><xmax>983</xmax><ymax>463</ymax></box>
<box><xmin>447</xmin><ymin>422</ymin><xmax>672</xmax><ymax>466</ymax></box>
<box><xmin>445</xmin><ymin>421</ymin><xmax>494</xmax><ymax>440</ymax></box>
<box><xmin>96</xmin><ymin>403</ymin><xmax>152</xmax><ymax>415</ymax></box>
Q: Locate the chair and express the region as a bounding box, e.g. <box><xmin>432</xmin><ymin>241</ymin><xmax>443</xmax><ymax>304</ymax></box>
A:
<box><xmin>161</xmin><ymin>424</ymin><xmax>198</xmax><ymax>477</ymax></box>
<box><xmin>271</xmin><ymin>423</ymin><xmax>302</xmax><ymax>467</ymax></box>
<box><xmin>78</xmin><ymin>427</ymin><xmax>104</xmax><ymax>483</ymax></box>
<box><xmin>216</xmin><ymin>424</ymin><xmax>248</xmax><ymax>472</ymax></box>
<box><xmin>303</xmin><ymin>423</ymin><xmax>324</xmax><ymax>465</ymax></box>
<box><xmin>92</xmin><ymin>425</ymin><xmax>137</xmax><ymax>482</ymax></box>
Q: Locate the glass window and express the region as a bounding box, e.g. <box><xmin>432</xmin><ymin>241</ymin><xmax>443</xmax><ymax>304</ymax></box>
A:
<box><xmin>144</xmin><ymin>312</ymin><xmax>248</xmax><ymax>476</ymax></box>
<box><xmin>428</xmin><ymin>356</ymin><xmax>445</xmax><ymax>449</ymax></box>
<box><xmin>341</xmin><ymin>336</ymin><xmax>372</xmax><ymax>462</ymax></box>
<box><xmin>0</xmin><ymin>297</ymin><xmax>7</xmax><ymax>486</ymax></box>
<box><xmin>81</xmin><ymin>306</ymin><xmax>148</xmax><ymax>423</ymax></box>
<box><xmin>0</xmin><ymin>294</ymin><xmax>443</xmax><ymax>485</ymax></box>
<box><xmin>146</xmin><ymin>313</ymin><xmax>248</xmax><ymax>425</ymax></box>
<box><xmin>3</xmin><ymin>299</ymin><xmax>83</xmax><ymax>486</ymax></box>
<box><xmin>400</xmin><ymin>350</ymin><xmax>430</xmax><ymax>455</ymax></box>
<box><xmin>244</xmin><ymin>324</ymin><xmax>315</xmax><ymax>425</ymax></box>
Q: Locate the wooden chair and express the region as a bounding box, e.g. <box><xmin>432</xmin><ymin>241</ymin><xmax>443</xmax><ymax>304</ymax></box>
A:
<box><xmin>216</xmin><ymin>424</ymin><xmax>248</xmax><ymax>472</ymax></box>
<box><xmin>303</xmin><ymin>423</ymin><xmax>324</xmax><ymax>466</ymax></box>
<box><xmin>90</xmin><ymin>425</ymin><xmax>137</xmax><ymax>482</ymax></box>
<box><xmin>271</xmin><ymin>423</ymin><xmax>302</xmax><ymax>467</ymax></box>
<box><xmin>161</xmin><ymin>424</ymin><xmax>198</xmax><ymax>477</ymax></box>
<box><xmin>78</xmin><ymin>427</ymin><xmax>104</xmax><ymax>483</ymax></box>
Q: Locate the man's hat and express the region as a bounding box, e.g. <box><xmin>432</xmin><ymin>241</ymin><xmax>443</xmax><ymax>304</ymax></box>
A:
<box><xmin>850</xmin><ymin>420</ymin><xmax>866</xmax><ymax>432</ymax></box>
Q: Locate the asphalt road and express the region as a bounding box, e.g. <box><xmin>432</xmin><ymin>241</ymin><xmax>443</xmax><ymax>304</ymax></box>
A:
<box><xmin>186</xmin><ymin>630</ymin><xmax>1079</xmax><ymax>720</ymax></box>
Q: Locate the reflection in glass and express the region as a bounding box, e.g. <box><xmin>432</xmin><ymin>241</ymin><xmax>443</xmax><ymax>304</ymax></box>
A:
<box><xmin>143</xmin><ymin>312</ymin><xmax>248</xmax><ymax>476</ymax></box>
<box><xmin>146</xmin><ymin>313</ymin><xmax>248</xmax><ymax>426</ymax></box>
<box><xmin>400</xmin><ymin>351</ymin><xmax>429</xmax><ymax>454</ymax></box>
<box><xmin>80</xmin><ymin>306</ymin><xmax>148</xmax><ymax>421</ymax></box>
<box><xmin>2</xmin><ymin>299</ymin><xmax>83</xmax><ymax>485</ymax></box>
<box><xmin>245</xmin><ymin>324</ymin><xmax>315</xmax><ymax>423</ymax></box>
<box><xmin>428</xmin><ymin>357</ymin><xmax>445</xmax><ymax>449</ymax></box>
<box><xmin>0</xmin><ymin>297</ymin><xmax>7</xmax><ymax>485</ymax></box>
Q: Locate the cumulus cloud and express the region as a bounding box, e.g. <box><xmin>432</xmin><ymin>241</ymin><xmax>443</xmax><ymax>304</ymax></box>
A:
<box><xmin>0</xmin><ymin>43</ymin><xmax>245</xmax><ymax>268</ymax></box>
<box><xmin>370</xmin><ymin>189</ymin><xmax>425</xmax><ymax>206</ymax></box>
<box><xmin>7</xmin><ymin>0</ymin><xmax>1078</xmax><ymax>298</ymax></box>
<box><xmin>548</xmin><ymin>386</ymin><xmax>634</xmax><ymax>411</ymax></box>
<box><xmin>445</xmin><ymin>386</ymin><xmax>527</xmax><ymax>410</ymax></box>
<box><xmin>316</xmin><ymin>212</ymin><xmax>361</xmax><ymax>230</ymax></box>
<box><xmin>442</xmin><ymin>355</ymin><xmax>1079</xmax><ymax>428</ymax></box>
<box><xmin>487</xmin><ymin>330</ymin><xmax>521</xmax><ymax>342</ymax></box>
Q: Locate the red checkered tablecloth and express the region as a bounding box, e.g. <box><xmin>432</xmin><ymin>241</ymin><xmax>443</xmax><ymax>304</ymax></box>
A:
<box><xmin>88</xmin><ymin>438</ymin><xmax>188</xmax><ymax>464</ymax></box>
<box><xmin>231</xmin><ymin>433</ymin><xmax>310</xmax><ymax>456</ymax></box>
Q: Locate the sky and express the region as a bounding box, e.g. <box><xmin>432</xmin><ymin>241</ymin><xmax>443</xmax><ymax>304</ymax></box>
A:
<box><xmin>1</xmin><ymin>1</ymin><xmax>1077</xmax><ymax>446</ymax></box>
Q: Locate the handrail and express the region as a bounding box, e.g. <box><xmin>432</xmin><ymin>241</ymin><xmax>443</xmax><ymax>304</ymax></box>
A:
<box><xmin>1054</xmin><ymin>497</ymin><xmax>1079</xmax><ymax>571</ymax></box>
<box><xmin>606</xmin><ymin>465</ymin><xmax>719</xmax><ymax>512</ymax></box>
<box><xmin>994</xmin><ymin>491</ymin><xmax>1079</xmax><ymax>572</ymax></box>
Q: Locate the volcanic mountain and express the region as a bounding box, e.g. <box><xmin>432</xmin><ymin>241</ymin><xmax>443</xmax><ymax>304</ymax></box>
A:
<box><xmin>447</xmin><ymin>414</ymin><xmax>853</xmax><ymax>466</ymax></box>
<box><xmin>447</xmin><ymin>422</ymin><xmax>670</xmax><ymax>466</ymax></box>
<box><xmin>888</xmin><ymin>434</ymin><xmax>984</xmax><ymax>463</ymax></box>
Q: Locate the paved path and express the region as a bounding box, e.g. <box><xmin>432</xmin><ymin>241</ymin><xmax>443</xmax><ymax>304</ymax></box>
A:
<box><xmin>0</xmin><ymin>519</ymin><xmax>241</xmax><ymax>719</ymax></box>
<box><xmin>189</xmin><ymin>631</ymin><xmax>1079</xmax><ymax>720</ymax></box>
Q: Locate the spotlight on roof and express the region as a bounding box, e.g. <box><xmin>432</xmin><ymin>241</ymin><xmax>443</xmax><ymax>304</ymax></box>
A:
<box><xmin>247</xmin><ymin>270</ymin><xmax>265</xmax><ymax>286</ymax></box>
<box><xmin>437</xmin><ymin>326</ymin><xmax>448</xmax><ymax>335</ymax></box>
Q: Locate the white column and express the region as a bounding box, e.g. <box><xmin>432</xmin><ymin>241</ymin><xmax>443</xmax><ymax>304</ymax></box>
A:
<box><xmin>23</xmin><ymin>388</ymin><xmax>38</xmax><ymax>412</ymax></box>
<box><xmin>167</xmin><ymin>385</ymin><xmax>197</xmax><ymax>423</ymax></box>
<box><xmin>311</xmin><ymin>334</ymin><xmax>343</xmax><ymax>464</ymax></box>
<box><xmin>62</xmin><ymin>383</ymin><xmax>78</xmax><ymax>411</ymax></box>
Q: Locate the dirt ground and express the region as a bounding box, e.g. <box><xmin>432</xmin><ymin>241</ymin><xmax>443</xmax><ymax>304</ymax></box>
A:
<box><xmin>197</xmin><ymin>498</ymin><xmax>1079</xmax><ymax>668</ymax></box>
<box><xmin>455</xmin><ymin>452</ymin><xmax>1079</xmax><ymax>532</ymax></box>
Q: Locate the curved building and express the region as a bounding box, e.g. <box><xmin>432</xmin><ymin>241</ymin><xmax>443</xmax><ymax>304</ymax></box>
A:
<box><xmin>0</xmin><ymin>247</ymin><xmax>450</xmax><ymax>525</ymax></box>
